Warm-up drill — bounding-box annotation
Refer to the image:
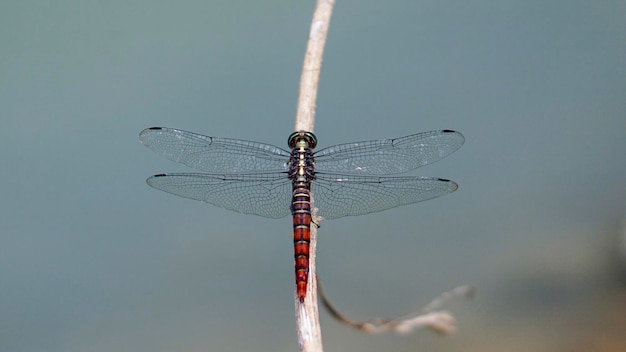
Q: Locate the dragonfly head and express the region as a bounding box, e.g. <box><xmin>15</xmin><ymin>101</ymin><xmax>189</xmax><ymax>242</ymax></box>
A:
<box><xmin>288</xmin><ymin>131</ymin><xmax>317</xmax><ymax>149</ymax></box>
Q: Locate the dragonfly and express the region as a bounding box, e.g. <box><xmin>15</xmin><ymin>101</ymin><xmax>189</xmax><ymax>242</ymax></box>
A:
<box><xmin>139</xmin><ymin>127</ymin><xmax>464</xmax><ymax>302</ymax></box>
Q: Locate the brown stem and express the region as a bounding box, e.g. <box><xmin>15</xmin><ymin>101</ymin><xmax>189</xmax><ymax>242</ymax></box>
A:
<box><xmin>294</xmin><ymin>1</ymin><xmax>334</xmax><ymax>352</ymax></box>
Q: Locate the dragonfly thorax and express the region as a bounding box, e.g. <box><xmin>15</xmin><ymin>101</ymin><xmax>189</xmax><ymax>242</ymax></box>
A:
<box><xmin>288</xmin><ymin>144</ymin><xmax>315</xmax><ymax>183</ymax></box>
<box><xmin>287</xmin><ymin>131</ymin><xmax>316</xmax><ymax>183</ymax></box>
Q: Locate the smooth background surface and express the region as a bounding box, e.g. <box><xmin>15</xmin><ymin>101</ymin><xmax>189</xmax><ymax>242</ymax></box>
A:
<box><xmin>2</xmin><ymin>1</ymin><xmax>626</xmax><ymax>351</ymax></box>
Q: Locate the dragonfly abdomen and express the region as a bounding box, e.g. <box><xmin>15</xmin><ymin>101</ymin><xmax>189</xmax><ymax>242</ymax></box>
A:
<box><xmin>292</xmin><ymin>185</ymin><xmax>312</xmax><ymax>302</ymax></box>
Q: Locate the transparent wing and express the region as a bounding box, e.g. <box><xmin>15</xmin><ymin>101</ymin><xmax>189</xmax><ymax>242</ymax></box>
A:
<box><xmin>140</xmin><ymin>127</ymin><xmax>291</xmax><ymax>173</ymax></box>
<box><xmin>146</xmin><ymin>172</ymin><xmax>292</xmax><ymax>218</ymax></box>
<box><xmin>313</xmin><ymin>173</ymin><xmax>458</xmax><ymax>220</ymax></box>
<box><xmin>313</xmin><ymin>130</ymin><xmax>464</xmax><ymax>175</ymax></box>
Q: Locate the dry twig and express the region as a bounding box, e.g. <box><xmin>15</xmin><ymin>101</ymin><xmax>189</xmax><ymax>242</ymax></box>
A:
<box><xmin>318</xmin><ymin>278</ymin><xmax>473</xmax><ymax>335</ymax></box>
<box><xmin>293</xmin><ymin>1</ymin><xmax>334</xmax><ymax>352</ymax></box>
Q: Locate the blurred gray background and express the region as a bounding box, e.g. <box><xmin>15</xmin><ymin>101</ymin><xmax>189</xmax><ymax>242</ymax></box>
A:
<box><xmin>2</xmin><ymin>1</ymin><xmax>625</xmax><ymax>351</ymax></box>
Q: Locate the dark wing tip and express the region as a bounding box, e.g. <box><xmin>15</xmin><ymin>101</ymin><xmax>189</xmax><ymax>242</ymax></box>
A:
<box><xmin>139</xmin><ymin>127</ymin><xmax>164</xmax><ymax>135</ymax></box>
<box><xmin>139</xmin><ymin>126</ymin><xmax>165</xmax><ymax>134</ymax></box>
<box><xmin>441</xmin><ymin>129</ymin><xmax>465</xmax><ymax>146</ymax></box>
<box><xmin>434</xmin><ymin>177</ymin><xmax>460</xmax><ymax>193</ymax></box>
<box><xmin>442</xmin><ymin>129</ymin><xmax>464</xmax><ymax>138</ymax></box>
<box><xmin>139</xmin><ymin>127</ymin><xmax>166</xmax><ymax>142</ymax></box>
<box><xmin>440</xmin><ymin>178</ymin><xmax>459</xmax><ymax>192</ymax></box>
<box><xmin>146</xmin><ymin>174</ymin><xmax>167</xmax><ymax>186</ymax></box>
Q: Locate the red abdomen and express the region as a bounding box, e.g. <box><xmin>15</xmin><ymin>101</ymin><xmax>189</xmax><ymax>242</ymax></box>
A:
<box><xmin>292</xmin><ymin>187</ymin><xmax>312</xmax><ymax>302</ymax></box>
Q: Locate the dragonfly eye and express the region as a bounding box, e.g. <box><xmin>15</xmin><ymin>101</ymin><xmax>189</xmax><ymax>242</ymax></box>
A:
<box><xmin>288</xmin><ymin>131</ymin><xmax>317</xmax><ymax>149</ymax></box>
